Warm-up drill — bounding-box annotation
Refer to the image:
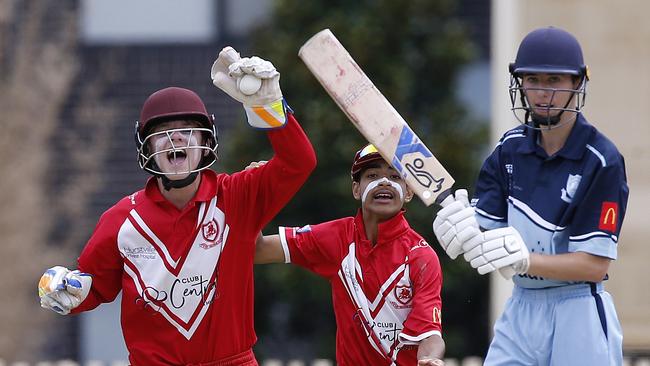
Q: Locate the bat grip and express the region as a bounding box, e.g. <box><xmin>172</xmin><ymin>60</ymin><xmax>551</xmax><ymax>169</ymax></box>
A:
<box><xmin>434</xmin><ymin>188</ymin><xmax>454</xmax><ymax>207</ymax></box>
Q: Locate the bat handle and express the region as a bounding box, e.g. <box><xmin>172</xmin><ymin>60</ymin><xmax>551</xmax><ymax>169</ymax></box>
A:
<box><xmin>435</xmin><ymin>189</ymin><xmax>454</xmax><ymax>207</ymax></box>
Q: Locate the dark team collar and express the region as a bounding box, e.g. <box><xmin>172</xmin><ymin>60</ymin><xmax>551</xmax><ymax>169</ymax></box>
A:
<box><xmin>144</xmin><ymin>170</ymin><xmax>218</xmax><ymax>203</ymax></box>
<box><xmin>354</xmin><ymin>209</ymin><xmax>410</xmax><ymax>245</ymax></box>
<box><xmin>519</xmin><ymin>113</ymin><xmax>594</xmax><ymax>160</ymax></box>
<box><xmin>556</xmin><ymin>114</ymin><xmax>594</xmax><ymax>160</ymax></box>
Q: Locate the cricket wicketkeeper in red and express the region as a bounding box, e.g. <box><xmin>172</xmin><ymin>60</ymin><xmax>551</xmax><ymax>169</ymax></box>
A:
<box><xmin>37</xmin><ymin>47</ymin><xmax>316</xmax><ymax>365</ymax></box>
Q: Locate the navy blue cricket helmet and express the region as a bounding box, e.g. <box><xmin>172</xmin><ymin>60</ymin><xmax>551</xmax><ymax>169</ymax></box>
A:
<box><xmin>510</xmin><ymin>26</ymin><xmax>588</xmax><ymax>77</ymax></box>
<box><xmin>509</xmin><ymin>27</ymin><xmax>589</xmax><ymax>129</ymax></box>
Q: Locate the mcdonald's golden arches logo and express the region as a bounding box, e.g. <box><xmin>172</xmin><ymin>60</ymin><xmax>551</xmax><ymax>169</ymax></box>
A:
<box><xmin>432</xmin><ymin>307</ymin><xmax>442</xmax><ymax>325</ymax></box>
<box><xmin>598</xmin><ymin>201</ymin><xmax>618</xmax><ymax>232</ymax></box>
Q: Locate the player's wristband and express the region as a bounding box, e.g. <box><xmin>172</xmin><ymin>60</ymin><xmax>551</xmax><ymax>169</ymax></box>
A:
<box><xmin>243</xmin><ymin>98</ymin><xmax>290</xmax><ymax>129</ymax></box>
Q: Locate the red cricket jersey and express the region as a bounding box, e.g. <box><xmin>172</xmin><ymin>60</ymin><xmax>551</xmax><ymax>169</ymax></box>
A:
<box><xmin>280</xmin><ymin>210</ymin><xmax>443</xmax><ymax>365</ymax></box>
<box><xmin>73</xmin><ymin>114</ymin><xmax>315</xmax><ymax>365</ymax></box>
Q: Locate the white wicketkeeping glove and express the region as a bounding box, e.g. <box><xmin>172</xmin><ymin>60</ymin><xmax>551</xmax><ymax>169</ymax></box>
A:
<box><xmin>38</xmin><ymin>266</ymin><xmax>92</xmax><ymax>315</ymax></box>
<box><xmin>432</xmin><ymin>189</ymin><xmax>481</xmax><ymax>259</ymax></box>
<box><xmin>210</xmin><ymin>46</ymin><xmax>287</xmax><ymax>129</ymax></box>
<box><xmin>462</xmin><ymin>227</ymin><xmax>530</xmax><ymax>277</ymax></box>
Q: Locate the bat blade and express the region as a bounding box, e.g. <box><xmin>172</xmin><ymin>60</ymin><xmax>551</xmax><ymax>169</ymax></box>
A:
<box><xmin>299</xmin><ymin>29</ymin><xmax>454</xmax><ymax>206</ymax></box>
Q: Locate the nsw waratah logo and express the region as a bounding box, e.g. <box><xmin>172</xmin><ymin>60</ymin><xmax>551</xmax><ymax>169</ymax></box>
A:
<box><xmin>561</xmin><ymin>174</ymin><xmax>581</xmax><ymax>203</ymax></box>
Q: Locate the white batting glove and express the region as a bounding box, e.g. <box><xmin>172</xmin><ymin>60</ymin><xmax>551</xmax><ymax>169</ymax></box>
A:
<box><xmin>432</xmin><ymin>189</ymin><xmax>481</xmax><ymax>259</ymax></box>
<box><xmin>38</xmin><ymin>266</ymin><xmax>92</xmax><ymax>315</ymax></box>
<box><xmin>210</xmin><ymin>47</ymin><xmax>287</xmax><ymax>129</ymax></box>
<box><xmin>462</xmin><ymin>227</ymin><xmax>530</xmax><ymax>276</ymax></box>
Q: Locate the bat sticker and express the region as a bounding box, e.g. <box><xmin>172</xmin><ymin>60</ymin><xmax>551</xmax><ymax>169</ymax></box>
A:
<box><xmin>391</xmin><ymin>126</ymin><xmax>444</xmax><ymax>191</ymax></box>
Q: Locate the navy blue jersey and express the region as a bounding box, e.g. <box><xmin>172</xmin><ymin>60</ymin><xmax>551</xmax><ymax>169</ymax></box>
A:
<box><xmin>473</xmin><ymin>114</ymin><xmax>629</xmax><ymax>288</ymax></box>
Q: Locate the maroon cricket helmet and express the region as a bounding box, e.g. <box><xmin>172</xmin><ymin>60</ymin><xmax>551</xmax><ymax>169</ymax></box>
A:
<box><xmin>137</xmin><ymin>87</ymin><xmax>213</xmax><ymax>136</ymax></box>
<box><xmin>350</xmin><ymin>144</ymin><xmax>385</xmax><ymax>181</ymax></box>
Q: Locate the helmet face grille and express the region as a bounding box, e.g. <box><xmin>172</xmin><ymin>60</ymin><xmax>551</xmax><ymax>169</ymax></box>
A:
<box><xmin>508</xmin><ymin>27</ymin><xmax>588</xmax><ymax>130</ymax></box>
<box><xmin>135</xmin><ymin>87</ymin><xmax>219</xmax><ymax>175</ymax></box>
<box><xmin>137</xmin><ymin>126</ymin><xmax>218</xmax><ymax>176</ymax></box>
<box><xmin>508</xmin><ymin>78</ymin><xmax>587</xmax><ymax>129</ymax></box>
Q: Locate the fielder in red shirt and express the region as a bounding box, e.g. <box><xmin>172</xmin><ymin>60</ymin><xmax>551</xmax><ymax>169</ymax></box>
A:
<box><xmin>255</xmin><ymin>144</ymin><xmax>445</xmax><ymax>366</ymax></box>
<box><xmin>37</xmin><ymin>47</ymin><xmax>316</xmax><ymax>366</ymax></box>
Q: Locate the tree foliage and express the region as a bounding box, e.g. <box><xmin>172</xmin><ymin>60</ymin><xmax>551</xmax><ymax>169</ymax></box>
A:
<box><xmin>221</xmin><ymin>0</ymin><xmax>491</xmax><ymax>360</ymax></box>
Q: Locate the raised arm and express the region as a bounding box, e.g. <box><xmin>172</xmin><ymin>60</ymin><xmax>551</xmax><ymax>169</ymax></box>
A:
<box><xmin>254</xmin><ymin>233</ymin><xmax>286</xmax><ymax>264</ymax></box>
<box><xmin>211</xmin><ymin>47</ymin><xmax>316</xmax><ymax>229</ymax></box>
<box><xmin>210</xmin><ymin>46</ymin><xmax>316</xmax><ymax>174</ymax></box>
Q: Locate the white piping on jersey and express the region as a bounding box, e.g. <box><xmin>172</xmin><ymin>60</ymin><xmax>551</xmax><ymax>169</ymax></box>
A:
<box><xmin>399</xmin><ymin>329</ymin><xmax>441</xmax><ymax>344</ymax></box>
<box><xmin>130</xmin><ymin>209</ymin><xmax>179</xmax><ymax>267</ymax></box>
<box><xmin>570</xmin><ymin>231</ymin><xmax>618</xmax><ymax>243</ymax></box>
<box><xmin>355</xmin><ymin>257</ymin><xmax>364</xmax><ymax>282</ymax></box>
<box><xmin>278</xmin><ymin>226</ymin><xmax>291</xmax><ymax>264</ymax></box>
<box><xmin>586</xmin><ymin>144</ymin><xmax>607</xmax><ymax>167</ymax></box>
<box><xmin>369</xmin><ymin>262</ymin><xmax>406</xmax><ymax>310</ymax></box>
<box><xmin>475</xmin><ymin>207</ymin><xmax>505</xmax><ymax>221</ymax></box>
<box><xmin>509</xmin><ymin>196</ymin><xmax>567</xmax><ymax>232</ymax></box>
<box><xmin>337</xmin><ymin>242</ymin><xmax>416</xmax><ymax>364</ymax></box>
<box><xmin>497</xmin><ymin>132</ymin><xmax>525</xmax><ymax>147</ymax></box>
<box><xmin>337</xmin><ymin>243</ymin><xmax>387</xmax><ymax>359</ymax></box>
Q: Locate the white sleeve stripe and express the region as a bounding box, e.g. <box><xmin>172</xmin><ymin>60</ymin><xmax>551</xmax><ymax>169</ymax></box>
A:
<box><xmin>278</xmin><ymin>226</ymin><xmax>291</xmax><ymax>263</ymax></box>
<box><xmin>398</xmin><ymin>329</ymin><xmax>441</xmax><ymax>344</ymax></box>
<box><xmin>570</xmin><ymin>231</ymin><xmax>618</xmax><ymax>242</ymax></box>
<box><xmin>475</xmin><ymin>207</ymin><xmax>504</xmax><ymax>220</ymax></box>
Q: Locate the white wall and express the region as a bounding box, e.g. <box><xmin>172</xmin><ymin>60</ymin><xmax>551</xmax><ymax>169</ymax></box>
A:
<box><xmin>80</xmin><ymin>0</ymin><xmax>215</xmax><ymax>44</ymax></box>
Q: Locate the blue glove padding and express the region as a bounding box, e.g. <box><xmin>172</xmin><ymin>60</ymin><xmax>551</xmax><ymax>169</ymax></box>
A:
<box><xmin>38</xmin><ymin>266</ymin><xmax>92</xmax><ymax>315</ymax></box>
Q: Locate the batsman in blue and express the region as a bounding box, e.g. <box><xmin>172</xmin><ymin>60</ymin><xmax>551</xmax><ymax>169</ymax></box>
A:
<box><xmin>433</xmin><ymin>26</ymin><xmax>629</xmax><ymax>365</ymax></box>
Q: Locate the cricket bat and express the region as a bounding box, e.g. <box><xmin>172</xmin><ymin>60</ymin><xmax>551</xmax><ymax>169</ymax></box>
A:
<box><xmin>298</xmin><ymin>29</ymin><xmax>454</xmax><ymax>206</ymax></box>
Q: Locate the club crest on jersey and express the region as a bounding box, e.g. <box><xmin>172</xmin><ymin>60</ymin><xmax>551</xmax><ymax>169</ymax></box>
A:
<box><xmin>394</xmin><ymin>284</ymin><xmax>413</xmax><ymax>305</ymax></box>
<box><xmin>200</xmin><ymin>219</ymin><xmax>222</xmax><ymax>249</ymax></box>
<box><xmin>561</xmin><ymin>174</ymin><xmax>581</xmax><ymax>203</ymax></box>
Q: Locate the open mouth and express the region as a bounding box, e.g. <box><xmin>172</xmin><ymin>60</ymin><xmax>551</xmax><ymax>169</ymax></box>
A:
<box><xmin>167</xmin><ymin>150</ymin><xmax>187</xmax><ymax>165</ymax></box>
<box><xmin>373</xmin><ymin>189</ymin><xmax>395</xmax><ymax>201</ymax></box>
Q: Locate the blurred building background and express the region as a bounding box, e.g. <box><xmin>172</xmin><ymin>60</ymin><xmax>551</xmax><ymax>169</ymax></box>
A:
<box><xmin>0</xmin><ymin>0</ymin><xmax>647</xmax><ymax>364</ymax></box>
